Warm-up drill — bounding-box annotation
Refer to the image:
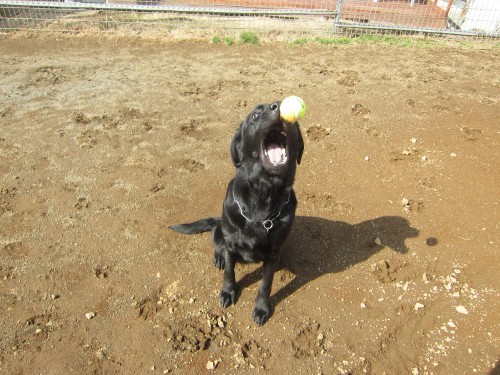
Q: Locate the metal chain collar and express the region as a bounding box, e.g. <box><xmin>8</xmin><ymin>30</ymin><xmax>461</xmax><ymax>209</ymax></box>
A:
<box><xmin>232</xmin><ymin>190</ymin><xmax>290</xmax><ymax>233</ymax></box>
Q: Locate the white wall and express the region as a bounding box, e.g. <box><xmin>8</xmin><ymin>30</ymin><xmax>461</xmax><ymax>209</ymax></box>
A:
<box><xmin>460</xmin><ymin>0</ymin><xmax>500</xmax><ymax>33</ymax></box>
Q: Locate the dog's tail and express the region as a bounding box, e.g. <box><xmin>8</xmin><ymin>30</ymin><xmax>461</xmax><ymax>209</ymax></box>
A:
<box><xmin>169</xmin><ymin>217</ymin><xmax>221</xmax><ymax>234</ymax></box>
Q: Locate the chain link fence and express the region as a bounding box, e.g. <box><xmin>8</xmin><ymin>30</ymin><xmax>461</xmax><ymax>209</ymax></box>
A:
<box><xmin>0</xmin><ymin>0</ymin><xmax>499</xmax><ymax>38</ymax></box>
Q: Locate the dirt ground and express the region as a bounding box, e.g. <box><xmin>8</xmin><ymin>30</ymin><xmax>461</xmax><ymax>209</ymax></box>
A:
<box><xmin>0</xmin><ymin>33</ymin><xmax>498</xmax><ymax>375</ymax></box>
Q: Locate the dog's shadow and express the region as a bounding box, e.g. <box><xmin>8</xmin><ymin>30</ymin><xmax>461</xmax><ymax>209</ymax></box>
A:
<box><xmin>237</xmin><ymin>215</ymin><xmax>419</xmax><ymax>313</ymax></box>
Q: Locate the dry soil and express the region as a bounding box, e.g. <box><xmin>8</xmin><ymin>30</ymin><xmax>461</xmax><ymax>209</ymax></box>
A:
<box><xmin>0</xmin><ymin>34</ymin><xmax>498</xmax><ymax>375</ymax></box>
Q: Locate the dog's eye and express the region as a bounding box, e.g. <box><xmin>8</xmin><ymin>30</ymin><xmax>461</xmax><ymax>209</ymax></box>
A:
<box><xmin>252</xmin><ymin>112</ymin><xmax>260</xmax><ymax>120</ymax></box>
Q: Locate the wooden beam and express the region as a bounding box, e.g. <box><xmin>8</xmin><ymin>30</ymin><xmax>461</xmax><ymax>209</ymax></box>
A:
<box><xmin>444</xmin><ymin>0</ymin><xmax>454</xmax><ymax>18</ymax></box>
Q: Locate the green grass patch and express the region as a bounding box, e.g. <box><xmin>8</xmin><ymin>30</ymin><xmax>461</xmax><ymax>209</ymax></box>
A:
<box><xmin>376</xmin><ymin>35</ymin><xmax>414</xmax><ymax>47</ymax></box>
<box><xmin>393</xmin><ymin>37</ymin><xmax>414</xmax><ymax>47</ymax></box>
<box><xmin>212</xmin><ymin>36</ymin><xmax>235</xmax><ymax>46</ymax></box>
<box><xmin>353</xmin><ymin>34</ymin><xmax>385</xmax><ymax>44</ymax></box>
<box><xmin>458</xmin><ymin>40</ymin><xmax>475</xmax><ymax>48</ymax></box>
<box><xmin>215</xmin><ymin>32</ymin><xmax>489</xmax><ymax>49</ymax></box>
<box><xmin>309</xmin><ymin>35</ymin><xmax>418</xmax><ymax>47</ymax></box>
<box><xmin>239</xmin><ymin>31</ymin><xmax>259</xmax><ymax>45</ymax></box>
<box><xmin>315</xmin><ymin>36</ymin><xmax>352</xmax><ymax>45</ymax></box>
<box><xmin>415</xmin><ymin>37</ymin><xmax>441</xmax><ymax>48</ymax></box>
<box><xmin>290</xmin><ymin>37</ymin><xmax>312</xmax><ymax>45</ymax></box>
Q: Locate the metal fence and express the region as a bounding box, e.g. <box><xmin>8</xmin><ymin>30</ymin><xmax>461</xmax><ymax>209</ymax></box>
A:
<box><xmin>0</xmin><ymin>0</ymin><xmax>499</xmax><ymax>38</ymax></box>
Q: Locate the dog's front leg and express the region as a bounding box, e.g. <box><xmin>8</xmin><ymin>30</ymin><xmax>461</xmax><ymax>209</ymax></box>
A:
<box><xmin>220</xmin><ymin>249</ymin><xmax>237</xmax><ymax>308</ymax></box>
<box><xmin>212</xmin><ymin>224</ymin><xmax>226</xmax><ymax>270</ymax></box>
<box><xmin>252</xmin><ymin>254</ymin><xmax>279</xmax><ymax>325</ymax></box>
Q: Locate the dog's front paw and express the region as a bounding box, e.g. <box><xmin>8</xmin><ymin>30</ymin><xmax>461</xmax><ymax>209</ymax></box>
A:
<box><xmin>220</xmin><ymin>288</ymin><xmax>236</xmax><ymax>308</ymax></box>
<box><xmin>252</xmin><ymin>305</ymin><xmax>271</xmax><ymax>326</ymax></box>
<box><xmin>214</xmin><ymin>253</ymin><xmax>225</xmax><ymax>270</ymax></box>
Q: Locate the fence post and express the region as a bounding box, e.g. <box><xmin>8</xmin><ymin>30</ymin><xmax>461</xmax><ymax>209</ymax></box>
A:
<box><xmin>444</xmin><ymin>0</ymin><xmax>454</xmax><ymax>18</ymax></box>
<box><xmin>333</xmin><ymin>0</ymin><xmax>343</xmax><ymax>33</ymax></box>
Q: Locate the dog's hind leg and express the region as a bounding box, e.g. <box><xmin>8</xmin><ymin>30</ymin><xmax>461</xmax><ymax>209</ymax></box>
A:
<box><xmin>212</xmin><ymin>224</ymin><xmax>225</xmax><ymax>270</ymax></box>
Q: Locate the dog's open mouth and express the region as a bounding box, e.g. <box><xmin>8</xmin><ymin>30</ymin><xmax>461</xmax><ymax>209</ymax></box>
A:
<box><xmin>263</xmin><ymin>125</ymin><xmax>288</xmax><ymax>166</ymax></box>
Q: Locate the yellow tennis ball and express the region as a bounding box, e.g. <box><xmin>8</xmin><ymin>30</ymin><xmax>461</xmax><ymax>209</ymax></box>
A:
<box><xmin>280</xmin><ymin>96</ymin><xmax>306</xmax><ymax>123</ymax></box>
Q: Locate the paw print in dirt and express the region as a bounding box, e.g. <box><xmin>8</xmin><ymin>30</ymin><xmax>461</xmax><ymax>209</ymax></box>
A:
<box><xmin>305</xmin><ymin>125</ymin><xmax>331</xmax><ymax>141</ymax></box>
<box><xmin>234</xmin><ymin>339</ymin><xmax>271</xmax><ymax>369</ymax></box>
<box><xmin>74</xmin><ymin>196</ymin><xmax>91</xmax><ymax>210</ymax></box>
<box><xmin>163</xmin><ymin>313</ymin><xmax>232</xmax><ymax>353</ymax></box>
<box><xmin>13</xmin><ymin>314</ymin><xmax>55</xmax><ymax>353</ymax></box>
<box><xmin>337</xmin><ymin>70</ymin><xmax>360</xmax><ymax>86</ymax></box>
<box><xmin>291</xmin><ymin>320</ymin><xmax>330</xmax><ymax>359</ymax></box>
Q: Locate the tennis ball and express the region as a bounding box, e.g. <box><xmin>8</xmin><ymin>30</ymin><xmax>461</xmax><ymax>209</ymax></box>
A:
<box><xmin>280</xmin><ymin>96</ymin><xmax>306</xmax><ymax>123</ymax></box>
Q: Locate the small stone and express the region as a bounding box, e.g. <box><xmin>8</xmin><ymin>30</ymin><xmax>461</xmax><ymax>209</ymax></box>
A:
<box><xmin>455</xmin><ymin>305</ymin><xmax>468</xmax><ymax>314</ymax></box>
<box><xmin>450</xmin><ymin>152</ymin><xmax>457</xmax><ymax>157</ymax></box>
<box><xmin>206</xmin><ymin>361</ymin><xmax>216</xmax><ymax>370</ymax></box>
<box><xmin>217</xmin><ymin>316</ymin><xmax>225</xmax><ymax>328</ymax></box>
<box><xmin>421</xmin><ymin>155</ymin><xmax>427</xmax><ymax>161</ymax></box>
<box><xmin>402</xmin><ymin>149</ymin><xmax>413</xmax><ymax>156</ymax></box>
<box><xmin>85</xmin><ymin>312</ymin><xmax>96</xmax><ymax>320</ymax></box>
<box><xmin>374</xmin><ymin>237</ymin><xmax>382</xmax><ymax>246</ymax></box>
<box><xmin>96</xmin><ymin>347</ymin><xmax>107</xmax><ymax>360</ymax></box>
<box><xmin>414</xmin><ymin>302</ymin><xmax>425</xmax><ymax>311</ymax></box>
<box><xmin>403</xmin><ymin>281</ymin><xmax>410</xmax><ymax>291</ymax></box>
<box><xmin>364</xmin><ymin>156</ymin><xmax>370</xmax><ymax>161</ymax></box>
<box><xmin>401</xmin><ymin>198</ymin><xmax>412</xmax><ymax>212</ymax></box>
<box><xmin>35</xmin><ymin>328</ymin><xmax>43</xmax><ymax>334</ymax></box>
<box><xmin>447</xmin><ymin>321</ymin><xmax>456</xmax><ymax>328</ymax></box>
<box><xmin>360</xmin><ymin>302</ymin><xmax>367</xmax><ymax>309</ymax></box>
<box><xmin>411</xmin><ymin>138</ymin><xmax>417</xmax><ymax>144</ymax></box>
<box><xmin>189</xmin><ymin>297</ymin><xmax>195</xmax><ymax>304</ymax></box>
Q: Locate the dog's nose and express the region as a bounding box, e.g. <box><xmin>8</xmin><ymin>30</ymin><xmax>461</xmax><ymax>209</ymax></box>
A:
<box><xmin>270</xmin><ymin>102</ymin><xmax>280</xmax><ymax>111</ymax></box>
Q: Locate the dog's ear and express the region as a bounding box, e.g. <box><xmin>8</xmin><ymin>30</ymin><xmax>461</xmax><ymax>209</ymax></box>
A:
<box><xmin>297</xmin><ymin>125</ymin><xmax>304</xmax><ymax>165</ymax></box>
<box><xmin>230</xmin><ymin>123</ymin><xmax>243</xmax><ymax>167</ymax></box>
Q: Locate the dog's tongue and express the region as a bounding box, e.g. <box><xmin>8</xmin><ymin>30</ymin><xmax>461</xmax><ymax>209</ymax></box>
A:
<box><xmin>267</xmin><ymin>143</ymin><xmax>285</xmax><ymax>164</ymax></box>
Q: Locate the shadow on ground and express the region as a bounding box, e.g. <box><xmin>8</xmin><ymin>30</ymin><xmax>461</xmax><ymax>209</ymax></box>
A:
<box><xmin>238</xmin><ymin>215</ymin><xmax>420</xmax><ymax>313</ymax></box>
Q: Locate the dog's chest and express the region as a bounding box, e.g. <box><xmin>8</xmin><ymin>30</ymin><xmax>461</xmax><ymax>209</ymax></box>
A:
<box><xmin>237</xmin><ymin>246</ymin><xmax>269</xmax><ymax>263</ymax></box>
<box><xmin>230</xmin><ymin>233</ymin><xmax>275</xmax><ymax>263</ymax></box>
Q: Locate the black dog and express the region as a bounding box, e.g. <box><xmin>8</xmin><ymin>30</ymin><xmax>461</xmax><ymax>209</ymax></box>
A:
<box><xmin>170</xmin><ymin>101</ymin><xmax>304</xmax><ymax>325</ymax></box>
